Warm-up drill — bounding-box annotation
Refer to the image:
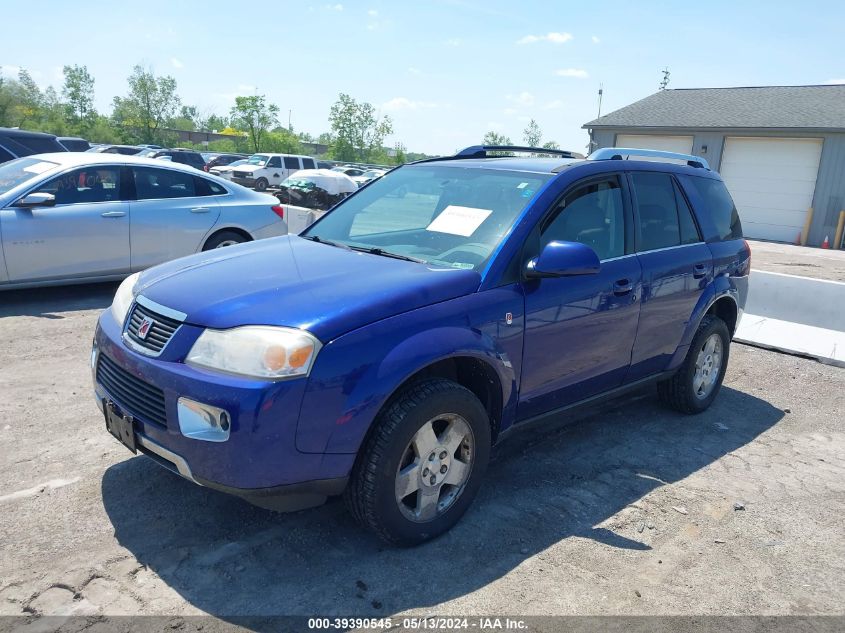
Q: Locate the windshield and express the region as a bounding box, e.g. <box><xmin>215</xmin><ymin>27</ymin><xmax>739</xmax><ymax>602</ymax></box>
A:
<box><xmin>303</xmin><ymin>165</ymin><xmax>550</xmax><ymax>270</ymax></box>
<box><xmin>247</xmin><ymin>154</ymin><xmax>269</xmax><ymax>166</ymax></box>
<box><xmin>0</xmin><ymin>157</ymin><xmax>60</xmax><ymax>195</ymax></box>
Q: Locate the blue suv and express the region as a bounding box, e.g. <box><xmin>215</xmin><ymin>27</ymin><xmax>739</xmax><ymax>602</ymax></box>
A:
<box><xmin>92</xmin><ymin>145</ymin><xmax>750</xmax><ymax>545</ymax></box>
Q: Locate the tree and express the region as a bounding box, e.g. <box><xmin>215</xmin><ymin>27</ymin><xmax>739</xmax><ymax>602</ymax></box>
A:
<box><xmin>542</xmin><ymin>140</ymin><xmax>560</xmax><ymax>150</ymax></box>
<box><xmin>15</xmin><ymin>69</ymin><xmax>42</xmax><ymax>127</ymax></box>
<box><xmin>111</xmin><ymin>65</ymin><xmax>181</xmax><ymax>144</ymax></box>
<box><xmin>482</xmin><ymin>131</ymin><xmax>511</xmax><ymax>145</ymax></box>
<box><xmin>62</xmin><ymin>65</ymin><xmax>95</xmax><ymax>128</ymax></box>
<box><xmin>393</xmin><ymin>142</ymin><xmax>407</xmax><ymax>165</ymax></box>
<box><xmin>523</xmin><ymin>118</ymin><xmax>542</xmax><ymax>147</ymax></box>
<box><xmin>205</xmin><ymin>113</ymin><xmax>229</xmax><ymax>133</ymax></box>
<box><xmin>229</xmin><ymin>95</ymin><xmax>279</xmax><ymax>152</ymax></box>
<box><xmin>328</xmin><ymin>93</ymin><xmax>393</xmax><ymax>162</ymax></box>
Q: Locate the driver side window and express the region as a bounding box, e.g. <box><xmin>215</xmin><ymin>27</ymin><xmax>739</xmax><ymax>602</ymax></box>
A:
<box><xmin>541</xmin><ymin>177</ymin><xmax>625</xmax><ymax>261</ymax></box>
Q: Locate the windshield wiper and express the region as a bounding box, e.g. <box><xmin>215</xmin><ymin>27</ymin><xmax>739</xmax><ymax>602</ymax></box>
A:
<box><xmin>301</xmin><ymin>235</ymin><xmax>348</xmax><ymax>249</ymax></box>
<box><xmin>348</xmin><ymin>245</ymin><xmax>425</xmax><ymax>263</ymax></box>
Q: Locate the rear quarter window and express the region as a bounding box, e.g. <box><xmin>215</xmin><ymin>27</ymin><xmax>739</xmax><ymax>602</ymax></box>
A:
<box><xmin>688</xmin><ymin>177</ymin><xmax>743</xmax><ymax>241</ymax></box>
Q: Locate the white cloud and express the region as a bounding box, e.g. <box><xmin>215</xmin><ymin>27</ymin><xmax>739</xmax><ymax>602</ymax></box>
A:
<box><xmin>382</xmin><ymin>97</ymin><xmax>438</xmax><ymax>111</ymax></box>
<box><xmin>487</xmin><ymin>121</ymin><xmax>504</xmax><ymax>131</ymax></box>
<box><xmin>503</xmin><ymin>107</ymin><xmax>518</xmax><ymax>115</ymax></box>
<box><xmin>368</xmin><ymin>8</ymin><xmax>378</xmax><ymax>16</ymax></box>
<box><xmin>506</xmin><ymin>91</ymin><xmax>535</xmax><ymax>106</ymax></box>
<box><xmin>170</xmin><ymin>57</ymin><xmax>184</xmax><ymax>69</ymax></box>
<box><xmin>0</xmin><ymin>64</ymin><xmax>21</xmax><ymax>77</ymax></box>
<box><xmin>236</xmin><ymin>83</ymin><xmax>256</xmax><ymax>92</ymax></box>
<box><xmin>445</xmin><ymin>38</ymin><xmax>462</xmax><ymax>47</ymax></box>
<box><xmin>324</xmin><ymin>3</ymin><xmax>343</xmax><ymax>10</ymax></box>
<box><xmin>542</xmin><ymin>99</ymin><xmax>565</xmax><ymax>110</ymax></box>
<box><xmin>823</xmin><ymin>78</ymin><xmax>845</xmax><ymax>84</ymax></box>
<box><xmin>591</xmin><ymin>35</ymin><xmax>600</xmax><ymax>44</ymax></box>
<box><xmin>517</xmin><ymin>32</ymin><xmax>572</xmax><ymax>45</ymax></box>
<box><xmin>555</xmin><ymin>68</ymin><xmax>589</xmax><ymax>79</ymax></box>
<box><xmin>408</xmin><ymin>67</ymin><xmax>421</xmax><ymax>75</ymax></box>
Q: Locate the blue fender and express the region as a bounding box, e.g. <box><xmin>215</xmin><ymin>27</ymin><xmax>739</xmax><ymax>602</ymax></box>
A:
<box><xmin>295</xmin><ymin>298</ymin><xmax>522</xmax><ymax>455</ymax></box>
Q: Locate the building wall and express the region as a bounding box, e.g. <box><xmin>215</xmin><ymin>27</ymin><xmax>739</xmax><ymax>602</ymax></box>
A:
<box><xmin>588</xmin><ymin>127</ymin><xmax>845</xmax><ymax>247</ymax></box>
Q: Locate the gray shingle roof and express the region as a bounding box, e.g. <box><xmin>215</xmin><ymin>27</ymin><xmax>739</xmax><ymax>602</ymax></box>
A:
<box><xmin>583</xmin><ymin>85</ymin><xmax>845</xmax><ymax>130</ymax></box>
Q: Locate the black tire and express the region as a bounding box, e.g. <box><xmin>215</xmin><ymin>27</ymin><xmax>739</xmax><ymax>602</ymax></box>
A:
<box><xmin>344</xmin><ymin>378</ymin><xmax>491</xmax><ymax>546</ymax></box>
<box><xmin>254</xmin><ymin>177</ymin><xmax>269</xmax><ymax>191</ymax></box>
<box><xmin>657</xmin><ymin>314</ymin><xmax>730</xmax><ymax>414</ymax></box>
<box><xmin>202</xmin><ymin>230</ymin><xmax>247</xmax><ymax>251</ymax></box>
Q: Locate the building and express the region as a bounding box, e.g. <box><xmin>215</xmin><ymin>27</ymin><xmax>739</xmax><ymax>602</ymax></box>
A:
<box><xmin>583</xmin><ymin>85</ymin><xmax>845</xmax><ymax>247</ymax></box>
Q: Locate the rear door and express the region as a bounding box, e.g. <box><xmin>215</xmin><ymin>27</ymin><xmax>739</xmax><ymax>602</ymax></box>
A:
<box><xmin>626</xmin><ymin>171</ymin><xmax>712</xmax><ymax>381</ymax></box>
<box><xmin>1</xmin><ymin>165</ymin><xmax>130</xmax><ymax>282</ymax></box>
<box><xmin>128</xmin><ymin>166</ymin><xmax>221</xmax><ymax>270</ymax></box>
<box><xmin>518</xmin><ymin>174</ymin><xmax>642</xmax><ymax>420</ymax></box>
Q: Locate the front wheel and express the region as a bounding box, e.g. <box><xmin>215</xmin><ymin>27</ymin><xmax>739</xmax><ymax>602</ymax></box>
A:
<box><xmin>254</xmin><ymin>177</ymin><xmax>269</xmax><ymax>191</ymax></box>
<box><xmin>657</xmin><ymin>314</ymin><xmax>730</xmax><ymax>414</ymax></box>
<box><xmin>345</xmin><ymin>379</ymin><xmax>491</xmax><ymax>546</ymax></box>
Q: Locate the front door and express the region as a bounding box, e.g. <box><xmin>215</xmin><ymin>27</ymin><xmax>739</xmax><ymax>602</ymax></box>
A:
<box><xmin>1</xmin><ymin>165</ymin><xmax>130</xmax><ymax>282</ymax></box>
<box><xmin>518</xmin><ymin>175</ymin><xmax>642</xmax><ymax>421</ymax></box>
<box><xmin>129</xmin><ymin>166</ymin><xmax>221</xmax><ymax>270</ymax></box>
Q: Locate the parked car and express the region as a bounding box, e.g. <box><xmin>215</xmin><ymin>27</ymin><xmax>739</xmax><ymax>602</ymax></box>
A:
<box><xmin>87</xmin><ymin>144</ymin><xmax>141</xmax><ymax>156</ymax></box>
<box><xmin>231</xmin><ymin>153</ymin><xmax>318</xmax><ymax>191</ymax></box>
<box><xmin>209</xmin><ymin>159</ymin><xmax>249</xmax><ymax>181</ymax></box>
<box><xmin>331</xmin><ymin>165</ymin><xmax>366</xmax><ymax>178</ymax></box>
<box><xmin>205</xmin><ymin>153</ymin><xmax>248</xmax><ymax>173</ymax></box>
<box><xmin>351</xmin><ymin>168</ymin><xmax>387</xmax><ymax>188</ymax></box>
<box><xmin>0</xmin><ymin>153</ymin><xmax>287</xmax><ymax>289</ymax></box>
<box><xmin>56</xmin><ymin>137</ymin><xmax>92</xmax><ymax>152</ymax></box>
<box><xmin>91</xmin><ymin>145</ymin><xmax>749</xmax><ymax>545</ymax></box>
<box><xmin>274</xmin><ymin>169</ymin><xmax>358</xmax><ymax>211</ymax></box>
<box><xmin>0</xmin><ymin>128</ymin><xmax>67</xmax><ymax>164</ymax></box>
<box><xmin>134</xmin><ymin>148</ymin><xmax>160</xmax><ymax>158</ymax></box>
<box><xmin>151</xmin><ymin>149</ymin><xmax>206</xmax><ymax>171</ymax></box>
<box><xmin>137</xmin><ymin>144</ymin><xmax>164</xmax><ymax>150</ymax></box>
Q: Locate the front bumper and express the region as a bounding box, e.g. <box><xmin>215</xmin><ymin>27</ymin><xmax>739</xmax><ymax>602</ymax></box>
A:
<box><xmin>93</xmin><ymin>307</ymin><xmax>353</xmax><ymax>503</ymax></box>
<box><xmin>231</xmin><ymin>176</ymin><xmax>257</xmax><ymax>188</ymax></box>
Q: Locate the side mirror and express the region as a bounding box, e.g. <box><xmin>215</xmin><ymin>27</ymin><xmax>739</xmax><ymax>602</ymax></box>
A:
<box><xmin>15</xmin><ymin>192</ymin><xmax>56</xmax><ymax>208</ymax></box>
<box><xmin>526</xmin><ymin>240</ymin><xmax>601</xmax><ymax>278</ymax></box>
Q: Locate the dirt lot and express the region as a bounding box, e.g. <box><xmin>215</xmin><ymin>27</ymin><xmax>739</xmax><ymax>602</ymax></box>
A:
<box><xmin>748</xmin><ymin>239</ymin><xmax>845</xmax><ymax>282</ymax></box>
<box><xmin>1</xmin><ymin>283</ymin><xmax>843</xmax><ymax>625</ymax></box>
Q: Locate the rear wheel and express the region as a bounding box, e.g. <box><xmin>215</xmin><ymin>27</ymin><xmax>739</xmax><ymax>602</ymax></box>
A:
<box><xmin>345</xmin><ymin>378</ymin><xmax>491</xmax><ymax>546</ymax></box>
<box><xmin>202</xmin><ymin>231</ymin><xmax>247</xmax><ymax>251</ymax></box>
<box><xmin>254</xmin><ymin>177</ymin><xmax>269</xmax><ymax>191</ymax></box>
<box><xmin>657</xmin><ymin>314</ymin><xmax>730</xmax><ymax>414</ymax></box>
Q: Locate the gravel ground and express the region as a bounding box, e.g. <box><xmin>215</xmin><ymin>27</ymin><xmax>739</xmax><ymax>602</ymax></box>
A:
<box><xmin>748</xmin><ymin>240</ymin><xmax>845</xmax><ymax>282</ymax></box>
<box><xmin>0</xmin><ymin>283</ymin><xmax>843</xmax><ymax>625</ymax></box>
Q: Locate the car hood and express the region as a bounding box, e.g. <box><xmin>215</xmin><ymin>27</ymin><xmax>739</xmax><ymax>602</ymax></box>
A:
<box><xmin>135</xmin><ymin>236</ymin><xmax>481</xmax><ymax>341</ymax></box>
<box><xmin>232</xmin><ymin>164</ymin><xmax>261</xmax><ymax>173</ymax></box>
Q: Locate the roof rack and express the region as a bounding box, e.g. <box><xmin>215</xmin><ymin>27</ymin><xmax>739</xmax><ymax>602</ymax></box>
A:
<box><xmin>455</xmin><ymin>145</ymin><xmax>584</xmax><ymax>159</ymax></box>
<box><xmin>588</xmin><ymin>147</ymin><xmax>710</xmax><ymax>170</ymax></box>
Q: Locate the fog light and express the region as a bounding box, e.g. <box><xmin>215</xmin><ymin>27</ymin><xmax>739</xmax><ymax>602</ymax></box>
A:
<box><xmin>177</xmin><ymin>397</ymin><xmax>231</xmax><ymax>442</ymax></box>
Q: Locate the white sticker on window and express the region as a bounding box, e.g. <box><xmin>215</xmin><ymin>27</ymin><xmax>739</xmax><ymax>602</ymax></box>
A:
<box><xmin>426</xmin><ymin>205</ymin><xmax>493</xmax><ymax>237</ymax></box>
<box><xmin>23</xmin><ymin>162</ymin><xmax>56</xmax><ymax>175</ymax></box>
<box><xmin>517</xmin><ymin>182</ymin><xmax>529</xmax><ymax>189</ymax></box>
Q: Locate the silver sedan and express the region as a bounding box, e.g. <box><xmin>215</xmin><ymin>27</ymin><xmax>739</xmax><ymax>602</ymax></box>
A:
<box><xmin>0</xmin><ymin>153</ymin><xmax>288</xmax><ymax>289</ymax></box>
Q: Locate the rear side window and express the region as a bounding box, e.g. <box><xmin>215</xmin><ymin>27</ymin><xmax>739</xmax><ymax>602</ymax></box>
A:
<box><xmin>688</xmin><ymin>177</ymin><xmax>743</xmax><ymax>241</ymax></box>
<box><xmin>302</xmin><ymin>158</ymin><xmax>315</xmax><ymax>169</ymax></box>
<box><xmin>133</xmin><ymin>167</ymin><xmax>196</xmax><ymax>199</ymax></box>
<box><xmin>632</xmin><ymin>172</ymin><xmax>686</xmax><ymax>251</ymax></box>
<box><xmin>284</xmin><ymin>157</ymin><xmax>300</xmax><ymax>169</ymax></box>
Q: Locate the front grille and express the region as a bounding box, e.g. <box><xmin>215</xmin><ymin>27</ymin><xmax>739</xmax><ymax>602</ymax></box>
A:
<box><xmin>125</xmin><ymin>302</ymin><xmax>181</xmax><ymax>354</ymax></box>
<box><xmin>96</xmin><ymin>354</ymin><xmax>167</xmax><ymax>427</ymax></box>
<box><xmin>233</xmin><ymin>171</ymin><xmax>251</xmax><ymax>179</ymax></box>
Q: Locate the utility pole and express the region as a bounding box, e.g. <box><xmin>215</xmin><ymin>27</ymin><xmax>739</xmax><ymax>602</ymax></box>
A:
<box><xmin>288</xmin><ymin>109</ymin><xmax>292</xmax><ymax>132</ymax></box>
<box><xmin>597</xmin><ymin>83</ymin><xmax>604</xmax><ymax>119</ymax></box>
<box><xmin>660</xmin><ymin>67</ymin><xmax>671</xmax><ymax>90</ymax></box>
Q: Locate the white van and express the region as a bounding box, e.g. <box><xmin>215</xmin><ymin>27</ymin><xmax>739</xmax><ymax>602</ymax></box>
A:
<box><xmin>230</xmin><ymin>153</ymin><xmax>317</xmax><ymax>191</ymax></box>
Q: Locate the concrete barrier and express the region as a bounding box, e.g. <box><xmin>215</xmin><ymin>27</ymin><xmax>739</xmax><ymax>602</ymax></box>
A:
<box><xmin>735</xmin><ymin>269</ymin><xmax>845</xmax><ymax>367</ymax></box>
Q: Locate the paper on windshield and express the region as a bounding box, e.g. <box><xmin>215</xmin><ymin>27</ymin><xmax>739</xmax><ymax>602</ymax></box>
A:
<box><xmin>23</xmin><ymin>162</ymin><xmax>56</xmax><ymax>175</ymax></box>
<box><xmin>426</xmin><ymin>205</ymin><xmax>492</xmax><ymax>237</ymax></box>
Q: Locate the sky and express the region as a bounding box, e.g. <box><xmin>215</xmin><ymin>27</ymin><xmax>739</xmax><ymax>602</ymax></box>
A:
<box><xmin>2</xmin><ymin>0</ymin><xmax>844</xmax><ymax>156</ymax></box>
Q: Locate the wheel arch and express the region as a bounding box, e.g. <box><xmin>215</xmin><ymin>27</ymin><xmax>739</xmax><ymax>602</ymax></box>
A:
<box><xmin>201</xmin><ymin>226</ymin><xmax>253</xmax><ymax>250</ymax></box>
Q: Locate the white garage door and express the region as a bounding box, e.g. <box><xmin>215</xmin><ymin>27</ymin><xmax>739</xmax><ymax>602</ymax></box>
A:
<box><xmin>719</xmin><ymin>137</ymin><xmax>822</xmax><ymax>243</ymax></box>
<box><xmin>615</xmin><ymin>134</ymin><xmax>694</xmax><ymax>154</ymax></box>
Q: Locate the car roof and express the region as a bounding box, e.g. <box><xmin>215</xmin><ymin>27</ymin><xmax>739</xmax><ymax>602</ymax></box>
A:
<box><xmin>24</xmin><ymin>152</ymin><xmax>212</xmax><ymax>175</ymax></box>
<box><xmin>417</xmin><ymin>156</ymin><xmax>582</xmax><ymax>174</ymax></box>
<box><xmin>0</xmin><ymin>127</ymin><xmax>58</xmax><ymax>139</ymax></box>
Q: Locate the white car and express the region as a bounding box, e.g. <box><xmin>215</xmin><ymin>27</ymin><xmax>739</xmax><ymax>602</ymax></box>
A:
<box><xmin>0</xmin><ymin>153</ymin><xmax>288</xmax><ymax>289</ymax></box>
<box><xmin>230</xmin><ymin>153</ymin><xmax>318</xmax><ymax>191</ymax></box>
<box><xmin>210</xmin><ymin>159</ymin><xmax>249</xmax><ymax>181</ymax></box>
<box><xmin>351</xmin><ymin>168</ymin><xmax>387</xmax><ymax>188</ymax></box>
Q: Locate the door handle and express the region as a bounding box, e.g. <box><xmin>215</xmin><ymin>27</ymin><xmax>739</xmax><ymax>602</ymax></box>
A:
<box><xmin>693</xmin><ymin>263</ymin><xmax>708</xmax><ymax>279</ymax></box>
<box><xmin>613</xmin><ymin>279</ymin><xmax>633</xmax><ymax>295</ymax></box>
<box><xmin>101</xmin><ymin>211</ymin><xmax>126</xmax><ymax>218</ymax></box>
<box><xmin>190</xmin><ymin>207</ymin><xmax>210</xmax><ymax>213</ymax></box>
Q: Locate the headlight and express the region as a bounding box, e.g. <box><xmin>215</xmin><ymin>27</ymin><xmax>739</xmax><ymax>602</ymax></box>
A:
<box><xmin>186</xmin><ymin>326</ymin><xmax>322</xmax><ymax>380</ymax></box>
<box><xmin>111</xmin><ymin>272</ymin><xmax>141</xmax><ymax>327</ymax></box>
